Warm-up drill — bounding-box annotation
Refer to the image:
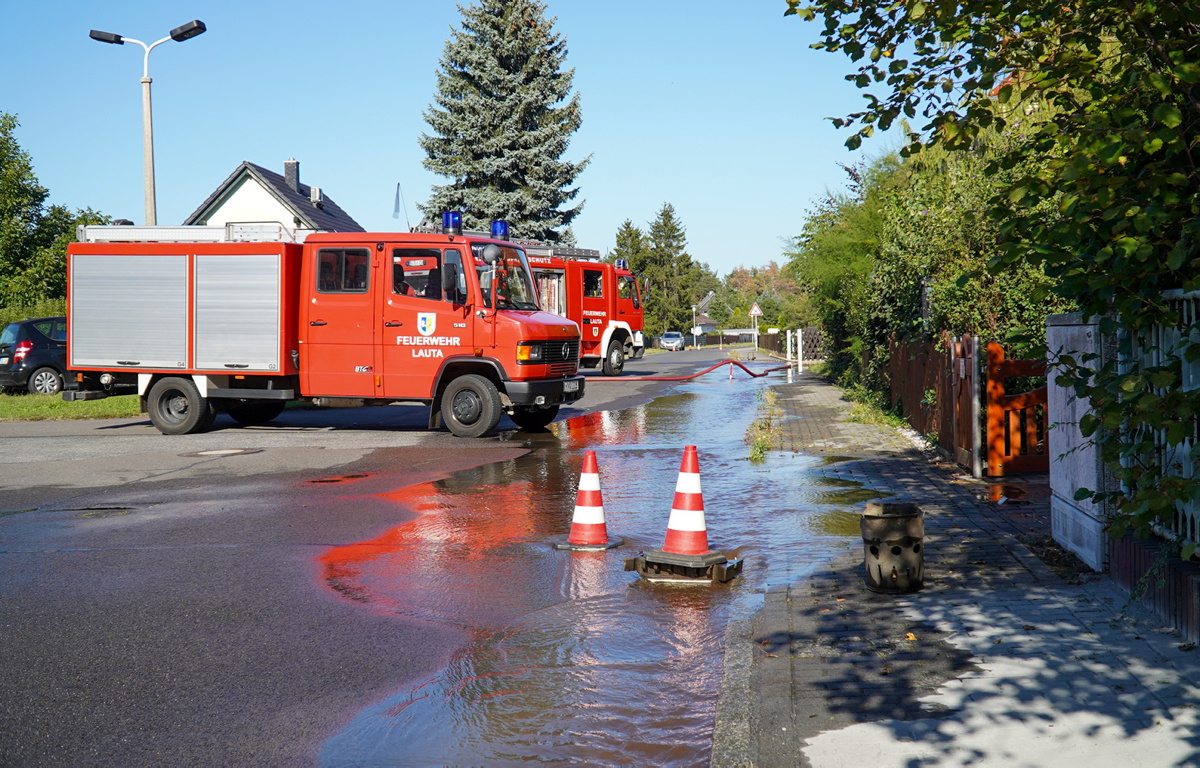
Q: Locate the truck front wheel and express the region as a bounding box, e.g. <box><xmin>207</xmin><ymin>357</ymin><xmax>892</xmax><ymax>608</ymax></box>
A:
<box><xmin>147</xmin><ymin>377</ymin><xmax>215</xmax><ymax>435</ymax></box>
<box><xmin>602</xmin><ymin>340</ymin><xmax>625</xmax><ymax>376</ymax></box>
<box><xmin>441</xmin><ymin>374</ymin><xmax>502</xmax><ymax>438</ymax></box>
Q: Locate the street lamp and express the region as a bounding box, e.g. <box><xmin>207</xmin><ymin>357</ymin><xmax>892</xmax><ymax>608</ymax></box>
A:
<box><xmin>90</xmin><ymin>20</ymin><xmax>207</xmax><ymax>226</ymax></box>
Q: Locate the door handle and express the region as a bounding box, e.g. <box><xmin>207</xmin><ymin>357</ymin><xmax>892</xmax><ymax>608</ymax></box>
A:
<box><xmin>385</xmin><ymin>321</ymin><xmax>402</xmax><ymax>327</ymax></box>
<box><xmin>310</xmin><ymin>320</ymin><xmax>327</xmax><ymax>326</ymax></box>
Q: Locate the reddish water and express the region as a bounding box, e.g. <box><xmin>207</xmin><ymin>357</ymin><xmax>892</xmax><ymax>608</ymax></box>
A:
<box><xmin>318</xmin><ymin>375</ymin><xmax>873</xmax><ymax>765</ymax></box>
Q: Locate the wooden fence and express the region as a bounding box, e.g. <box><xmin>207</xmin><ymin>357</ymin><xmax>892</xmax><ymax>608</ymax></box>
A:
<box><xmin>886</xmin><ymin>334</ymin><xmax>1047</xmax><ymax>476</ymax></box>
<box><xmin>754</xmin><ymin>327</ymin><xmax>828</xmax><ymax>358</ymax></box>
<box><xmin>886</xmin><ymin>332</ymin><xmax>956</xmax><ymax>457</ymax></box>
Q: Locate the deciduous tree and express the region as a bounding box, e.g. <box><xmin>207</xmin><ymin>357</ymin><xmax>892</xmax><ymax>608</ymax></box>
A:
<box><xmin>0</xmin><ymin>112</ymin><xmax>106</xmax><ymax>309</ymax></box>
<box><xmin>790</xmin><ymin>0</ymin><xmax>1200</xmax><ymax>553</ymax></box>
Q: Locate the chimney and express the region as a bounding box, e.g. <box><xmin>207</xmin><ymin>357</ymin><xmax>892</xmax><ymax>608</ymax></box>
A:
<box><xmin>284</xmin><ymin>158</ymin><xmax>299</xmax><ymax>192</ymax></box>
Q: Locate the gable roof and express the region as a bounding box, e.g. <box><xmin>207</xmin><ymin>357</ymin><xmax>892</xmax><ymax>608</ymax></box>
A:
<box><xmin>183</xmin><ymin>160</ymin><xmax>365</xmax><ymax>232</ymax></box>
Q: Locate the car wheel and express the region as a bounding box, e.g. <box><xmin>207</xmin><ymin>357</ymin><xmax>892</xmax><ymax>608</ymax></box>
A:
<box><xmin>28</xmin><ymin>367</ymin><xmax>63</xmax><ymax>395</ymax></box>
<box><xmin>147</xmin><ymin>377</ymin><xmax>214</xmax><ymax>435</ymax></box>
<box><xmin>509</xmin><ymin>404</ymin><xmax>560</xmax><ymax>431</ymax></box>
<box><xmin>228</xmin><ymin>400</ymin><xmax>287</xmax><ymax>426</ymax></box>
<box><xmin>441</xmin><ymin>374</ymin><xmax>502</xmax><ymax>438</ymax></box>
<box><xmin>602</xmin><ymin>340</ymin><xmax>625</xmax><ymax>376</ymax></box>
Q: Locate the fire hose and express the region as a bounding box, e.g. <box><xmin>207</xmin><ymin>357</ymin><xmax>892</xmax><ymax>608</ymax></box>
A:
<box><xmin>603</xmin><ymin>360</ymin><xmax>793</xmax><ymax>382</ymax></box>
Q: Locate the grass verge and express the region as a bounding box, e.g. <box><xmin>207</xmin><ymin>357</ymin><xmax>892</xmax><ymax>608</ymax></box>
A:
<box><xmin>0</xmin><ymin>393</ymin><xmax>142</xmax><ymax>422</ymax></box>
<box><xmin>744</xmin><ymin>388</ymin><xmax>783</xmax><ymax>462</ymax></box>
<box><xmin>839</xmin><ymin>384</ymin><xmax>908</xmax><ymax>430</ymax></box>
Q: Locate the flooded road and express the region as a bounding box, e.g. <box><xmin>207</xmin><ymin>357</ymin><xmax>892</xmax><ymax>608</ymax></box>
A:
<box><xmin>317</xmin><ymin>372</ymin><xmax>888</xmax><ymax>765</ymax></box>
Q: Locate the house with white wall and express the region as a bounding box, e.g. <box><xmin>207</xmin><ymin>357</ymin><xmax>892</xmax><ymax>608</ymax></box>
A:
<box><xmin>184</xmin><ymin>158</ymin><xmax>363</xmax><ymax>236</ymax></box>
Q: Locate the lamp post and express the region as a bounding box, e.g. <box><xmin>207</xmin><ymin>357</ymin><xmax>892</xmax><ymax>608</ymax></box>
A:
<box><xmin>90</xmin><ymin>20</ymin><xmax>207</xmax><ymax>226</ymax></box>
<box><xmin>692</xmin><ymin>305</ymin><xmax>698</xmax><ymax>349</ymax></box>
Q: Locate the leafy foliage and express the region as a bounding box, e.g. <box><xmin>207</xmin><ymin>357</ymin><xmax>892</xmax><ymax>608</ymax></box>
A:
<box><xmin>0</xmin><ymin>112</ymin><xmax>107</xmax><ymax>309</ymax></box>
<box><xmin>789</xmin><ymin>0</ymin><xmax>1200</xmax><ymax>553</ymax></box>
<box><xmin>719</xmin><ymin>262</ymin><xmax>814</xmax><ymax>330</ymax></box>
<box><xmin>419</xmin><ymin>0</ymin><xmax>590</xmax><ymax>243</ymax></box>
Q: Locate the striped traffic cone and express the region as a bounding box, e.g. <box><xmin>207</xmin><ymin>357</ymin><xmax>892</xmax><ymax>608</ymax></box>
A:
<box><xmin>662</xmin><ymin>445</ymin><xmax>710</xmax><ymax>555</ymax></box>
<box><xmin>554</xmin><ymin>450</ymin><xmax>622</xmax><ymax>551</ymax></box>
<box><xmin>624</xmin><ymin>445</ymin><xmax>743</xmax><ymax>583</ymax></box>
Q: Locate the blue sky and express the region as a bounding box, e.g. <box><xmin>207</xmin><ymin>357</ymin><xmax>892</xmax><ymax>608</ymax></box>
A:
<box><xmin>3</xmin><ymin>1</ymin><xmax>894</xmax><ymax>276</ymax></box>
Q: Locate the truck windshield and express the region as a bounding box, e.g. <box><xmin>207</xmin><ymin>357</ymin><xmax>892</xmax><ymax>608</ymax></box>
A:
<box><xmin>472</xmin><ymin>244</ymin><xmax>540</xmax><ymax>311</ymax></box>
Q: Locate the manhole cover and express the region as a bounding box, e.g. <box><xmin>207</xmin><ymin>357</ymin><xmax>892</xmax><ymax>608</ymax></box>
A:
<box><xmin>180</xmin><ymin>448</ymin><xmax>263</xmax><ymax>457</ymax></box>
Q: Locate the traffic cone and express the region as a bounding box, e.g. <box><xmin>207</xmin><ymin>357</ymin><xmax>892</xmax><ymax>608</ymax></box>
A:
<box><xmin>662</xmin><ymin>445</ymin><xmax>710</xmax><ymax>555</ymax></box>
<box><xmin>554</xmin><ymin>450</ymin><xmax>622</xmax><ymax>551</ymax></box>
<box><xmin>623</xmin><ymin>445</ymin><xmax>743</xmax><ymax>583</ymax></box>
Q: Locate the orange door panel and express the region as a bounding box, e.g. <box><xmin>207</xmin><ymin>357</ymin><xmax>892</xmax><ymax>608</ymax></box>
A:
<box><xmin>576</xmin><ymin>264</ymin><xmax>608</xmax><ymax>353</ymax></box>
<box><xmin>302</xmin><ymin>247</ymin><xmax>376</xmax><ymax>397</ymax></box>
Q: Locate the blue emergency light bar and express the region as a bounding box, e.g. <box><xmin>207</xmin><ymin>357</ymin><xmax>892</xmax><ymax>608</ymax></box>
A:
<box><xmin>490</xmin><ymin>220</ymin><xmax>510</xmax><ymax>240</ymax></box>
<box><xmin>442</xmin><ymin>211</ymin><xmax>463</xmax><ymax>235</ymax></box>
<box><xmin>616</xmin><ymin>258</ymin><xmax>629</xmax><ymax>270</ymax></box>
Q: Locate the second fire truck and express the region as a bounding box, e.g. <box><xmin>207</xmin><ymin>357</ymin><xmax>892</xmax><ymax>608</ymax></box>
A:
<box><xmin>525</xmin><ymin>246</ymin><xmax>645</xmax><ymax>375</ymax></box>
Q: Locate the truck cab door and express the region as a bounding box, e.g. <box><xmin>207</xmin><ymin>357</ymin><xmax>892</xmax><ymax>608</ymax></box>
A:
<box><xmin>380</xmin><ymin>246</ymin><xmax>473</xmax><ymax>398</ymax></box>
<box><xmin>578</xmin><ymin>265</ymin><xmax>608</xmax><ymax>353</ymax></box>
<box><xmin>301</xmin><ymin>246</ymin><xmax>375</xmax><ymax>396</ymax></box>
<box><xmin>616</xmin><ymin>273</ymin><xmax>641</xmax><ymax>326</ymax></box>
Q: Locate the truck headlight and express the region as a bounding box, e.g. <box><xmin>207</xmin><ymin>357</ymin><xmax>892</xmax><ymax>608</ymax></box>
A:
<box><xmin>517</xmin><ymin>343</ymin><xmax>543</xmax><ymax>362</ymax></box>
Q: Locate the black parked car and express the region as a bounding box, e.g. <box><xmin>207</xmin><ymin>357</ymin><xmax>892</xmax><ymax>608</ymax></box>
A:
<box><xmin>0</xmin><ymin>317</ymin><xmax>68</xmax><ymax>395</ymax></box>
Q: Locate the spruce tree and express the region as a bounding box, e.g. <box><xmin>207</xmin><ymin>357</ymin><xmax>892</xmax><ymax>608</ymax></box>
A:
<box><xmin>419</xmin><ymin>0</ymin><xmax>589</xmax><ymax>243</ymax></box>
<box><xmin>608</xmin><ymin>220</ymin><xmax>648</xmax><ymax>267</ymax></box>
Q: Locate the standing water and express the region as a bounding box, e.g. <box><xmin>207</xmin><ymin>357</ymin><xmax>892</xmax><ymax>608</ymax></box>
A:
<box><xmin>318</xmin><ymin>373</ymin><xmax>887</xmax><ymax>765</ymax></box>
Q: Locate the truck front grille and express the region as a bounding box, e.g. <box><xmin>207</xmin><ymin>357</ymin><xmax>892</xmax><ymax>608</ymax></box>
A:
<box><xmin>541</xmin><ymin>339</ymin><xmax>579</xmax><ymax>375</ymax></box>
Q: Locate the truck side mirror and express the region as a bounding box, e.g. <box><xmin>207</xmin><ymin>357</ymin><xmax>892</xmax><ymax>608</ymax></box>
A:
<box><xmin>481</xmin><ymin>244</ymin><xmax>502</xmax><ymax>265</ymax></box>
<box><xmin>441</xmin><ymin>262</ymin><xmax>459</xmax><ymax>296</ymax></box>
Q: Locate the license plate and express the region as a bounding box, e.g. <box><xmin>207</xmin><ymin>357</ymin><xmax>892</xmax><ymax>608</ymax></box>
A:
<box><xmin>563</xmin><ymin>379</ymin><xmax>579</xmax><ymax>393</ymax></box>
<box><xmin>0</xmin><ymin>357</ymin><xmax>7</xmax><ymax>364</ymax></box>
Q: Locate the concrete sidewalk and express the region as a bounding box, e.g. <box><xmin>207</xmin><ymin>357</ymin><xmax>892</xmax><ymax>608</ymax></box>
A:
<box><xmin>712</xmin><ymin>372</ymin><xmax>1200</xmax><ymax>767</ymax></box>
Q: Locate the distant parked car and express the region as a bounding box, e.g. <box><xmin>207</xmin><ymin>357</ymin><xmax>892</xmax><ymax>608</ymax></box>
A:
<box><xmin>0</xmin><ymin>317</ymin><xmax>68</xmax><ymax>395</ymax></box>
<box><xmin>659</xmin><ymin>331</ymin><xmax>684</xmax><ymax>351</ymax></box>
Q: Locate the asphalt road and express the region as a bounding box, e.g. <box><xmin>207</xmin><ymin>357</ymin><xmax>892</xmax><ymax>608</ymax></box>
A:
<box><xmin>0</xmin><ymin>347</ymin><xmax>745</xmax><ymax>766</ymax></box>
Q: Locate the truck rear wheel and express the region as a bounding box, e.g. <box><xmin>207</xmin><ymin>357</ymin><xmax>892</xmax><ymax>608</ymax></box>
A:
<box><xmin>228</xmin><ymin>400</ymin><xmax>287</xmax><ymax>426</ymax></box>
<box><xmin>509</xmin><ymin>404</ymin><xmax>560</xmax><ymax>431</ymax></box>
<box><xmin>147</xmin><ymin>377</ymin><xmax>215</xmax><ymax>435</ymax></box>
<box><xmin>602</xmin><ymin>340</ymin><xmax>625</xmax><ymax>376</ymax></box>
<box><xmin>441</xmin><ymin>374</ymin><xmax>502</xmax><ymax>438</ymax></box>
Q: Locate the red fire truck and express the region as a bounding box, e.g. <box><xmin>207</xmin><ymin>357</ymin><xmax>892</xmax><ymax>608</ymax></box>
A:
<box><xmin>525</xmin><ymin>247</ymin><xmax>645</xmax><ymax>375</ymax></box>
<box><xmin>63</xmin><ymin>215</ymin><xmax>584</xmax><ymax>437</ymax></box>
